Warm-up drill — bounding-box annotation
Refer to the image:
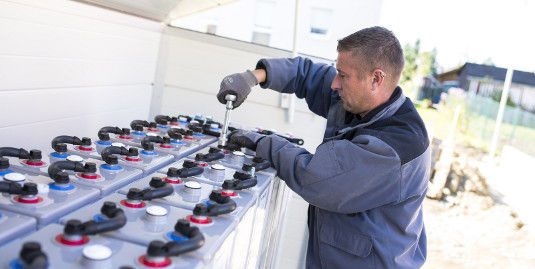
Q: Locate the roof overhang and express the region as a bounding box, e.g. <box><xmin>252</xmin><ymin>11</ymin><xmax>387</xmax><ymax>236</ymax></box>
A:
<box><xmin>74</xmin><ymin>0</ymin><xmax>238</xmax><ymax>22</ymax></box>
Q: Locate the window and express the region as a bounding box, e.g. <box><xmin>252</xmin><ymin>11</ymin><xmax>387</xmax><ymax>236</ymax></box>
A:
<box><xmin>310</xmin><ymin>8</ymin><xmax>332</xmax><ymax>36</ymax></box>
<box><xmin>252</xmin><ymin>0</ymin><xmax>275</xmax><ymax>45</ymax></box>
<box><xmin>254</xmin><ymin>0</ymin><xmax>275</xmax><ymax>29</ymax></box>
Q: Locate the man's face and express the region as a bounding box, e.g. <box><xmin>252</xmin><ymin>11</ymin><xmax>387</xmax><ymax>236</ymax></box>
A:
<box><xmin>331</xmin><ymin>51</ymin><xmax>372</xmax><ymax>115</ymax></box>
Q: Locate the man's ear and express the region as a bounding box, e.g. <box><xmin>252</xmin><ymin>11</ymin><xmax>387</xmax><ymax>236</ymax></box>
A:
<box><xmin>371</xmin><ymin>69</ymin><xmax>385</xmax><ymax>90</ymax></box>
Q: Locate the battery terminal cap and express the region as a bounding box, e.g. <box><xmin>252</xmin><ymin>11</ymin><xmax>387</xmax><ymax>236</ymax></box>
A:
<box><xmin>82</xmin><ymin>244</ymin><xmax>112</xmax><ymax>260</ymax></box>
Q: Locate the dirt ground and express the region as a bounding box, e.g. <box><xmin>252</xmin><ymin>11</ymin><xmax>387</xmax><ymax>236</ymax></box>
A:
<box><xmin>423</xmin><ymin>145</ymin><xmax>535</xmax><ymax>268</ymax></box>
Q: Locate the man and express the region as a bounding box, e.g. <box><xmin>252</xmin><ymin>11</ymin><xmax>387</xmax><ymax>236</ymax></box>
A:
<box><xmin>217</xmin><ymin>26</ymin><xmax>430</xmax><ymax>268</ymax></box>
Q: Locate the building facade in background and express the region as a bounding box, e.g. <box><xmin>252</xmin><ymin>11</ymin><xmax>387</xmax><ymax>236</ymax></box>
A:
<box><xmin>437</xmin><ymin>63</ymin><xmax>535</xmax><ymax>112</ymax></box>
<box><xmin>170</xmin><ymin>0</ymin><xmax>383</xmax><ymax>60</ymax></box>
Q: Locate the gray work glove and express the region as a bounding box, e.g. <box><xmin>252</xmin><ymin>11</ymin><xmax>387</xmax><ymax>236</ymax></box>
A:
<box><xmin>228</xmin><ymin>130</ymin><xmax>265</xmax><ymax>151</ymax></box>
<box><xmin>217</xmin><ymin>70</ymin><xmax>259</xmax><ymax>108</ymax></box>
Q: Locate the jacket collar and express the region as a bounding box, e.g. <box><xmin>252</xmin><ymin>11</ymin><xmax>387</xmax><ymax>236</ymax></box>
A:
<box><xmin>337</xmin><ymin>86</ymin><xmax>406</xmax><ymax>135</ymax></box>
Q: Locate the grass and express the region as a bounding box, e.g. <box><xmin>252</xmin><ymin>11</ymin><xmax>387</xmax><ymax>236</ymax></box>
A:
<box><xmin>414</xmin><ymin>98</ymin><xmax>535</xmax><ymax>157</ymax></box>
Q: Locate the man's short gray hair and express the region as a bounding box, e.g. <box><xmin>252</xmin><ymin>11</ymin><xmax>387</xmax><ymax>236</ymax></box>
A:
<box><xmin>337</xmin><ymin>26</ymin><xmax>404</xmax><ymax>84</ymax></box>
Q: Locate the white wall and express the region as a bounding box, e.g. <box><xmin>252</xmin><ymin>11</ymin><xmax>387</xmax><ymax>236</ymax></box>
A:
<box><xmin>170</xmin><ymin>0</ymin><xmax>383</xmax><ymax>60</ymax></box>
<box><xmin>152</xmin><ymin>26</ymin><xmax>331</xmax><ymax>153</ymax></box>
<box><xmin>0</xmin><ymin>0</ymin><xmax>163</xmax><ymax>150</ymax></box>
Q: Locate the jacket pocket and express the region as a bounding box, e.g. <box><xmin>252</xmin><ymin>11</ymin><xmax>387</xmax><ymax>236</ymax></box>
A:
<box><xmin>319</xmin><ymin>227</ymin><xmax>374</xmax><ymax>269</ymax></box>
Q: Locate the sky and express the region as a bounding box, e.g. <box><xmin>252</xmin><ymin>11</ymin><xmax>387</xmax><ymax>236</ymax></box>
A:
<box><xmin>379</xmin><ymin>0</ymin><xmax>535</xmax><ymax>73</ymax></box>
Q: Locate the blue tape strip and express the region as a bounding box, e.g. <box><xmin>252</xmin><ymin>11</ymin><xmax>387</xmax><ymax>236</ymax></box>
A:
<box><xmin>49</xmin><ymin>183</ymin><xmax>75</xmax><ymax>191</ymax></box>
<box><xmin>93</xmin><ymin>214</ymin><xmax>105</xmax><ymax>222</ymax></box>
<box><xmin>166</xmin><ymin>232</ymin><xmax>187</xmax><ymax>242</ymax></box>
<box><xmin>101</xmin><ymin>164</ymin><xmax>123</xmax><ymax>171</ymax></box>
<box><xmin>97</xmin><ymin>141</ymin><xmax>112</xmax><ymax>145</ymax></box>
<box><xmin>132</xmin><ymin>132</ymin><xmax>146</xmax><ymax>136</ymax></box>
<box><xmin>141</xmin><ymin>150</ymin><xmax>156</xmax><ymax>156</ymax></box>
<box><xmin>0</xmin><ymin>170</ymin><xmax>14</xmax><ymax>176</ymax></box>
<box><xmin>50</xmin><ymin>152</ymin><xmax>69</xmax><ymax>158</ymax></box>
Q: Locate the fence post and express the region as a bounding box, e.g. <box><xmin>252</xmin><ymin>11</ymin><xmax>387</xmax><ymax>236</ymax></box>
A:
<box><xmin>489</xmin><ymin>67</ymin><xmax>514</xmax><ymax>158</ymax></box>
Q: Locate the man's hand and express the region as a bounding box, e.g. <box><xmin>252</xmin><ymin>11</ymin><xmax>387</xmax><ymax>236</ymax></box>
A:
<box><xmin>228</xmin><ymin>130</ymin><xmax>265</xmax><ymax>151</ymax></box>
<box><xmin>217</xmin><ymin>70</ymin><xmax>259</xmax><ymax>108</ymax></box>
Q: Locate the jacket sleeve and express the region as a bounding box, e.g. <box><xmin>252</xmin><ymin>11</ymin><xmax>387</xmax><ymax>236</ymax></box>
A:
<box><xmin>256</xmin><ymin>134</ymin><xmax>402</xmax><ymax>214</ymax></box>
<box><xmin>256</xmin><ymin>57</ymin><xmax>337</xmax><ymax>118</ymax></box>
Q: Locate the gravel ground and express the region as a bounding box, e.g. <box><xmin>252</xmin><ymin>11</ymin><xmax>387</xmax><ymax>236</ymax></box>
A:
<box><xmin>423</xmin><ymin>144</ymin><xmax>535</xmax><ymax>268</ymax></box>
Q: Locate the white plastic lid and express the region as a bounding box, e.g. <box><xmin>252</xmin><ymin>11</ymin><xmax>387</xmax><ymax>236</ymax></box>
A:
<box><xmin>66</xmin><ymin>155</ymin><xmax>83</xmax><ymax>162</ymax></box>
<box><xmin>185</xmin><ymin>181</ymin><xmax>201</xmax><ymax>189</ymax></box>
<box><xmin>4</xmin><ymin>173</ymin><xmax>25</xmax><ymax>182</ymax></box>
<box><xmin>82</xmin><ymin>245</ymin><xmax>112</xmax><ymax>260</ymax></box>
<box><xmin>147</xmin><ymin>132</ymin><xmax>158</xmax><ymax>137</ymax></box>
<box><xmin>210</xmin><ymin>124</ymin><xmax>219</xmax><ymax>129</ymax></box>
<box><xmin>111</xmin><ymin>142</ymin><xmax>125</xmax><ymax>147</ymax></box>
<box><xmin>179</xmin><ymin>116</ymin><xmax>187</xmax><ymax>121</ymax></box>
<box><xmin>232</xmin><ymin>151</ymin><xmax>245</xmax><ymax>156</ymax></box>
<box><xmin>146</xmin><ymin>206</ymin><xmax>168</xmax><ymax>216</ymax></box>
<box><xmin>211</xmin><ymin>164</ymin><xmax>225</xmax><ymax>170</ymax></box>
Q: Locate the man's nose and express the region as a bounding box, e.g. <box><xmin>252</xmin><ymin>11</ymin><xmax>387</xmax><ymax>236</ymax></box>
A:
<box><xmin>331</xmin><ymin>74</ymin><xmax>341</xmax><ymax>91</ymax></box>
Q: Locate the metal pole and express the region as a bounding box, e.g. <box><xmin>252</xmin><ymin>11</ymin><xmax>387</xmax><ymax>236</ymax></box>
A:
<box><xmin>286</xmin><ymin>0</ymin><xmax>300</xmax><ymax>123</ymax></box>
<box><xmin>489</xmin><ymin>67</ymin><xmax>514</xmax><ymax>158</ymax></box>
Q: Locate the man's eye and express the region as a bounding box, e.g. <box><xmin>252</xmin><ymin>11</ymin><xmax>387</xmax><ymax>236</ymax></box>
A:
<box><xmin>339</xmin><ymin>74</ymin><xmax>345</xmax><ymax>79</ymax></box>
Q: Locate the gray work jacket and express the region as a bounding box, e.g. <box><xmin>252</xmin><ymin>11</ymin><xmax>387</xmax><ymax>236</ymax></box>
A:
<box><xmin>255</xmin><ymin>57</ymin><xmax>430</xmax><ymax>268</ymax></box>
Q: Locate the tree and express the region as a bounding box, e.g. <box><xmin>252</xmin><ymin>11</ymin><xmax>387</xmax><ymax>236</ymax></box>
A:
<box><xmin>481</xmin><ymin>57</ymin><xmax>495</xmax><ymax>66</ymax></box>
<box><xmin>418</xmin><ymin>48</ymin><xmax>438</xmax><ymax>77</ymax></box>
<box><xmin>401</xmin><ymin>39</ymin><xmax>420</xmax><ymax>84</ymax></box>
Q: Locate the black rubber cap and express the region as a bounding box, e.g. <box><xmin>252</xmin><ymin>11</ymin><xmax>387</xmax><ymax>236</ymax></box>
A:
<box><xmin>84</xmin><ymin>163</ymin><xmax>97</xmax><ymax>173</ymax></box>
<box><xmin>81</xmin><ymin>137</ymin><xmax>92</xmax><ymax>146</ymax></box>
<box><xmin>222</xmin><ymin>180</ymin><xmax>235</xmax><ymax>190</ymax></box>
<box><xmin>208</xmin><ymin>147</ymin><xmax>221</xmax><ymax>154</ymax></box>
<box><xmin>167</xmin><ymin>167</ymin><xmax>180</xmax><ymax>178</ymax></box>
<box><xmin>194</xmin><ymin>153</ymin><xmax>205</xmax><ymax>161</ymax></box>
<box><xmin>122</xmin><ymin>128</ymin><xmax>130</xmax><ymax>135</ymax></box>
<box><xmin>242</xmin><ymin>164</ymin><xmax>254</xmax><ymax>172</ymax></box>
<box><xmin>128</xmin><ymin>148</ymin><xmax>139</xmax><ymax>156</ymax></box>
<box><xmin>149</xmin><ymin>122</ymin><xmax>157</xmax><ymax>128</ymax></box>
<box><xmin>126</xmin><ymin>188</ymin><xmax>143</xmax><ymax>200</ymax></box>
<box><xmin>0</xmin><ymin>157</ymin><xmax>9</xmax><ymax>169</ymax></box>
<box><xmin>162</xmin><ymin>137</ymin><xmax>171</xmax><ymax>144</ymax></box>
<box><xmin>143</xmin><ymin>143</ymin><xmax>154</xmax><ymax>151</ymax></box>
<box><xmin>101</xmin><ymin>201</ymin><xmax>117</xmax><ymax>216</ymax></box>
<box><xmin>64</xmin><ymin>219</ymin><xmax>83</xmax><ymax>235</ymax></box>
<box><xmin>149</xmin><ymin>177</ymin><xmax>165</xmax><ymax>188</ymax></box>
<box><xmin>185</xmin><ymin>130</ymin><xmax>194</xmax><ymax>136</ymax></box>
<box><xmin>193</xmin><ymin>203</ymin><xmax>208</xmax><ymax>216</ymax></box>
<box><xmin>182</xmin><ymin>160</ymin><xmax>197</xmax><ymax>169</ymax></box>
<box><xmin>170</xmin><ymin>117</ymin><xmax>178</xmax><ymax>123</ymax></box>
<box><xmin>98</xmin><ymin>131</ymin><xmax>110</xmax><ymax>141</ymax></box>
<box><xmin>146</xmin><ymin>240</ymin><xmax>167</xmax><ymax>257</ymax></box>
<box><xmin>252</xmin><ymin>156</ymin><xmax>265</xmax><ymax>163</ymax></box>
<box><xmin>190</xmin><ymin>126</ymin><xmax>202</xmax><ymax>133</ymax></box>
<box><xmin>132</xmin><ymin>124</ymin><xmax>144</xmax><ymax>132</ymax></box>
<box><xmin>21</xmin><ymin>241</ymin><xmax>41</xmax><ymax>254</ymax></box>
<box><xmin>55</xmin><ymin>144</ymin><xmax>68</xmax><ymax>153</ymax></box>
<box><xmin>29</xmin><ymin>150</ymin><xmax>42</xmax><ymax>160</ymax></box>
<box><xmin>106</xmin><ymin>155</ymin><xmax>118</xmax><ymax>165</ymax></box>
<box><xmin>174</xmin><ymin>219</ymin><xmax>190</xmax><ymax>234</ymax></box>
<box><xmin>22</xmin><ymin>183</ymin><xmax>38</xmax><ymax>195</ymax></box>
<box><xmin>54</xmin><ymin>172</ymin><xmax>70</xmax><ymax>184</ymax></box>
<box><xmin>209</xmin><ymin>190</ymin><xmax>230</xmax><ymax>204</ymax></box>
<box><xmin>234</xmin><ymin>171</ymin><xmax>252</xmax><ymax>180</ymax></box>
<box><xmin>20</xmin><ymin>242</ymin><xmax>43</xmax><ymax>263</ymax></box>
